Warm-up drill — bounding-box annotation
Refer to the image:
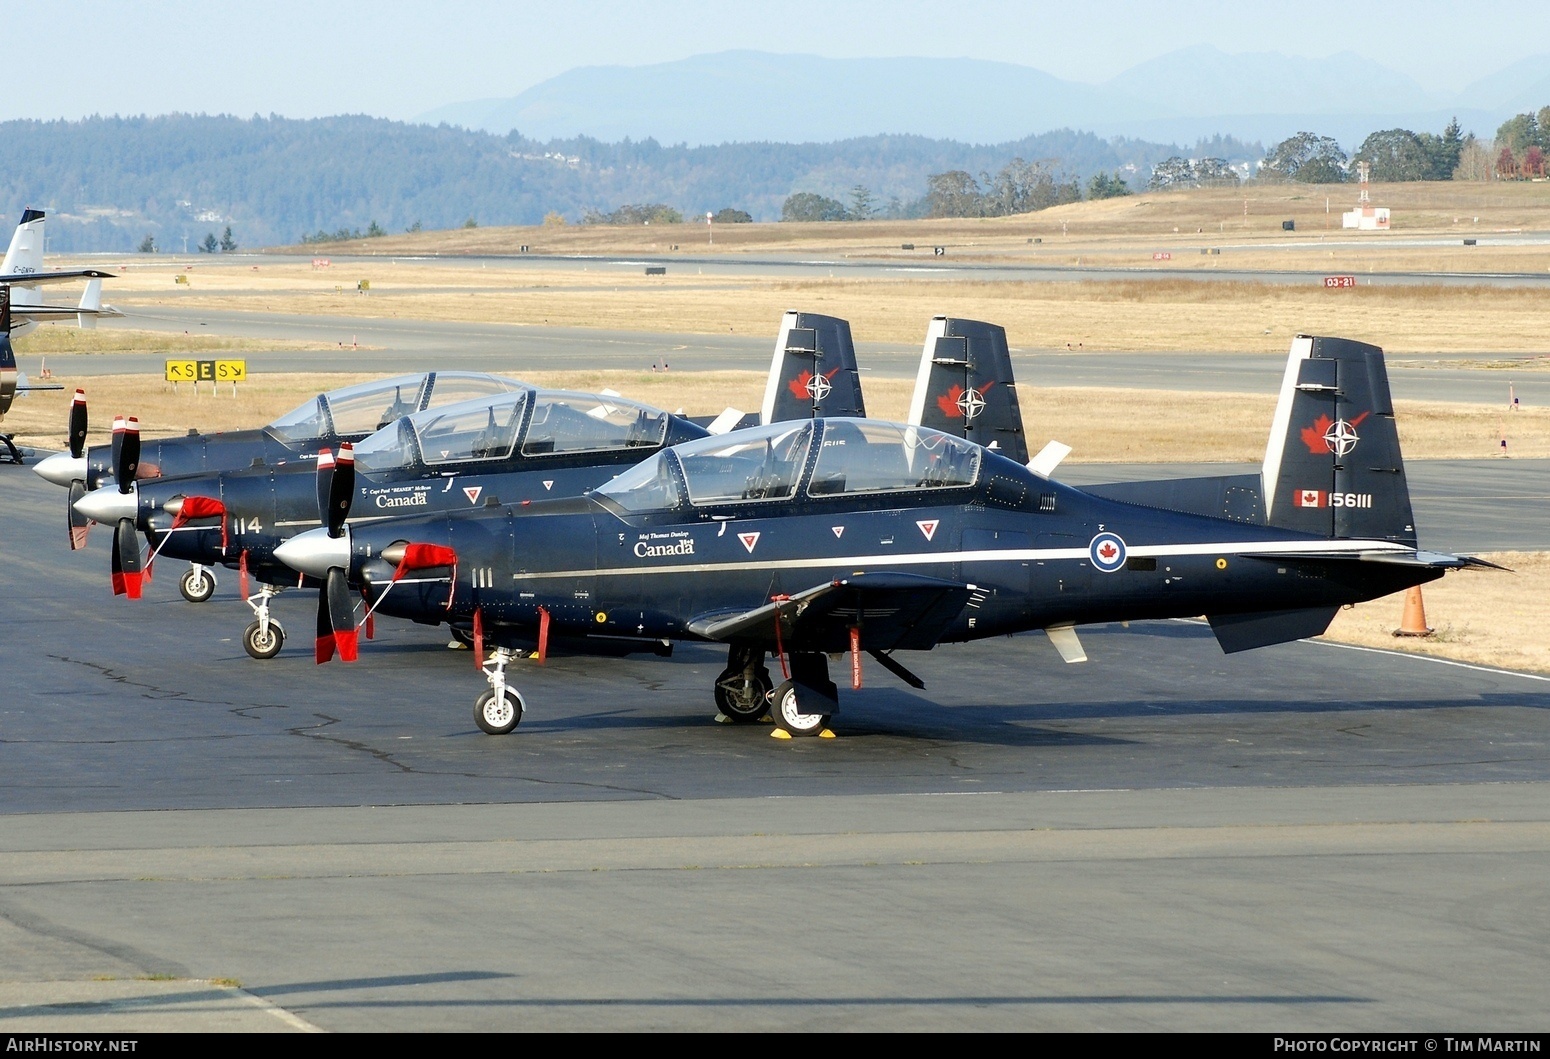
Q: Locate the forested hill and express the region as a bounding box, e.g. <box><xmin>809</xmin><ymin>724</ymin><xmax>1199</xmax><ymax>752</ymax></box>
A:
<box><xmin>0</xmin><ymin>113</ymin><xmax>1216</xmax><ymax>252</ymax></box>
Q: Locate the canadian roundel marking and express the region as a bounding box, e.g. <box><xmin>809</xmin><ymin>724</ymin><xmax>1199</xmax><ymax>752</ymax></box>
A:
<box><xmin>1089</xmin><ymin>532</ymin><xmax>1127</xmax><ymax>574</ymax></box>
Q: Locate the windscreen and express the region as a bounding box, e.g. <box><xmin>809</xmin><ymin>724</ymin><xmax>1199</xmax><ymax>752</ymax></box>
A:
<box><xmin>808</xmin><ymin>419</ymin><xmax>981</xmax><ymax>496</ymax></box>
<box><xmin>675</xmin><ymin>421</ymin><xmax>813</xmax><ymax>505</ymax></box>
<box><xmin>520</xmin><ymin>392</ymin><xmax>670</xmax><ymax>456</ymax></box>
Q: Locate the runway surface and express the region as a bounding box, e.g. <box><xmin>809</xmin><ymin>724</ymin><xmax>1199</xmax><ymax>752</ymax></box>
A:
<box><xmin>1</xmin><ymin>459</ymin><xmax>1547</xmax><ymax>1031</ymax></box>
<box><xmin>25</xmin><ymin>306</ymin><xmax>1550</xmax><ymax>409</ymax></box>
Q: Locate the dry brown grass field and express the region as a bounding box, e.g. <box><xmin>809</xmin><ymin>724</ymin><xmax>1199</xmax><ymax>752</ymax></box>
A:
<box><xmin>4</xmin><ymin>370</ymin><xmax>1542</xmax><ymax>460</ymax></box>
<box><xmin>62</xmin><ymin>258</ymin><xmax>1550</xmax><ymax>357</ymax></box>
<box><xmin>289</xmin><ymin>182</ymin><xmax>1550</xmax><ymax>268</ymax></box>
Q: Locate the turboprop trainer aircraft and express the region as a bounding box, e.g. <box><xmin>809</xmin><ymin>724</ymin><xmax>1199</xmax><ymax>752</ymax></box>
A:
<box><xmin>1</xmin><ymin>208</ymin><xmax>119</xmax><ymax>339</ymax></box>
<box><xmin>66</xmin><ymin>309</ymin><xmax>869</xmax><ymax>657</ymax></box>
<box><xmin>80</xmin><ymin>386</ymin><xmax>715</xmax><ymax>658</ymax></box>
<box><xmin>273</xmin><ymin>333</ymin><xmax>1492</xmax><ymax>738</ymax></box>
<box><xmin>37</xmin><ymin>371</ymin><xmax>526</xmax><ymax>556</ymax></box>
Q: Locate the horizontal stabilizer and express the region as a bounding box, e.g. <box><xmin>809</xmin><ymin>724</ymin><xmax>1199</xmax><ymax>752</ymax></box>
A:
<box><xmin>1207</xmin><ymin>606</ymin><xmax>1339</xmax><ymax>653</ymax></box>
<box><xmin>1026</xmin><ymin>440</ymin><xmax>1072</xmax><ymax>479</ymax></box>
<box><xmin>1044</xmin><ymin>623</ymin><xmax>1087</xmax><ymax>663</ymax></box>
<box><xmin>705</xmin><ymin>407</ymin><xmax>746</xmax><ymax>435</ymax></box>
<box><xmin>0</xmin><ymin>268</ymin><xmax>116</xmax><ymax>286</ymax></box>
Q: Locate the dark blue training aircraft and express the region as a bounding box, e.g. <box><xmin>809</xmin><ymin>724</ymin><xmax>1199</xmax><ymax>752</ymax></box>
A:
<box><xmin>71</xmin><ymin>309</ymin><xmax>881</xmax><ymax>660</ymax></box>
<box><xmin>274</xmin><ymin>334</ymin><xmax>1493</xmax><ymax>738</ymax></box>
<box><xmin>35</xmin><ymin>370</ymin><xmax>525</xmax><ymax>568</ymax></box>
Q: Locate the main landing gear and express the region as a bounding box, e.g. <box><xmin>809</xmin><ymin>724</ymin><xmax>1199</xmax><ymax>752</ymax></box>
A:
<box><xmin>242</xmin><ymin>584</ymin><xmax>286</xmax><ymax>660</ymax></box>
<box><xmin>767</xmin><ymin>653</ymin><xmax>837</xmax><ymax>738</ymax></box>
<box><xmin>179</xmin><ymin>563</ymin><xmax>217</xmax><ymax>603</ymax></box>
<box><xmin>714</xmin><ymin>645</ymin><xmax>773</xmax><ymax>723</ymax></box>
<box><xmin>474</xmin><ymin>647</ymin><xmax>526</xmax><ymax>734</ymax></box>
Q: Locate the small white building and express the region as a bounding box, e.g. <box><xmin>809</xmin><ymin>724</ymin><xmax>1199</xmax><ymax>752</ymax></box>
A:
<box><xmin>1342</xmin><ymin>205</ymin><xmax>1390</xmax><ymax>230</ymax></box>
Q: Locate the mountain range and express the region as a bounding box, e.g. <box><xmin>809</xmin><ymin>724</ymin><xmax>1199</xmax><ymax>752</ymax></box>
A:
<box><xmin>416</xmin><ymin>46</ymin><xmax>1550</xmax><ymax>148</ymax></box>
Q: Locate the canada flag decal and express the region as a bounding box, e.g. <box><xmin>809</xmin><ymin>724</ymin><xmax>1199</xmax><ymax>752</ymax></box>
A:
<box><xmin>1295</xmin><ymin>488</ymin><xmax>1325</xmax><ymax>508</ymax></box>
<box><xmin>916</xmin><ymin>519</ymin><xmax>939</xmax><ymax>541</ymax></box>
<box><xmin>739</xmin><ymin>531</ymin><xmax>760</xmax><ymax>553</ymax></box>
<box><xmin>463</xmin><ymin>486</ymin><xmax>483</xmax><ymax>504</ymax></box>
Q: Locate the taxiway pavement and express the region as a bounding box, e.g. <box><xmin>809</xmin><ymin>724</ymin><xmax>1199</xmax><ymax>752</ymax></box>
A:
<box><xmin>1</xmin><ymin>461</ymin><xmax>1547</xmax><ymax>1031</ymax></box>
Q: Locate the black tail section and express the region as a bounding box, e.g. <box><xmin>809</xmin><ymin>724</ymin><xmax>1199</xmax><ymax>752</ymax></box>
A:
<box><xmin>906</xmin><ymin>317</ymin><xmax>1028</xmax><ymax>463</ymax></box>
<box><xmin>1262</xmin><ymin>335</ymin><xmax>1415</xmax><ymax>546</ymax></box>
<box><xmin>760</xmin><ymin>311</ymin><xmax>865</xmax><ymax>424</ymax></box>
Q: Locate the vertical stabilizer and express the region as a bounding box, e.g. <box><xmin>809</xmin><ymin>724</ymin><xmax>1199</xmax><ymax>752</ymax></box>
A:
<box><xmin>77</xmin><ymin>278</ymin><xmax>102</xmax><ymax>329</ymax></box>
<box><xmin>1261</xmin><ymin>335</ymin><xmax>1415</xmax><ymax>545</ymax></box>
<box><xmin>906</xmin><ymin>316</ymin><xmax>1028</xmax><ymax>462</ymax></box>
<box><xmin>760</xmin><ymin>311</ymin><xmax>866</xmax><ymax>424</ymax></box>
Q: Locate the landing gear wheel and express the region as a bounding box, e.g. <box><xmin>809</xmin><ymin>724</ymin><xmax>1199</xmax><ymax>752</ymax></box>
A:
<box><xmin>771</xmin><ymin>680</ymin><xmax>830</xmax><ymax>737</ymax></box>
<box><xmin>243</xmin><ymin>620</ymin><xmax>285</xmax><ymax>660</ymax></box>
<box><xmin>475</xmin><ymin>688</ymin><xmax>525</xmax><ymax>735</ymax></box>
<box><xmin>714</xmin><ymin>665</ymin><xmax>773</xmax><ymax>722</ymax></box>
<box><xmin>180</xmin><ymin>567</ymin><xmax>216</xmax><ymax>603</ymax></box>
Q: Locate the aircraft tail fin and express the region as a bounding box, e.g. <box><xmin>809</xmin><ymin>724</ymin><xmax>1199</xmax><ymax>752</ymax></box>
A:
<box><xmin>77</xmin><ymin>278</ymin><xmax>102</xmax><ymax>329</ymax></box>
<box><xmin>1</xmin><ymin>209</ymin><xmax>46</xmax><ymax>296</ymax></box>
<box><xmin>906</xmin><ymin>316</ymin><xmax>1028</xmax><ymax>463</ymax></box>
<box><xmin>759</xmin><ymin>311</ymin><xmax>865</xmax><ymax>424</ymax></box>
<box><xmin>1261</xmin><ymin>335</ymin><xmax>1416</xmax><ymax>546</ymax></box>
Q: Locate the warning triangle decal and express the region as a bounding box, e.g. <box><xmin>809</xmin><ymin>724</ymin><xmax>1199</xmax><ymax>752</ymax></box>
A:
<box><xmin>916</xmin><ymin>519</ymin><xmax>939</xmax><ymax>541</ymax></box>
<box><xmin>542</xmin><ymin>480</ymin><xmax>554</xmax><ymax>490</ymax></box>
<box><xmin>739</xmin><ymin>531</ymin><xmax>760</xmax><ymax>553</ymax></box>
<box><xmin>831</xmin><ymin>526</ymin><xmax>844</xmax><ymax>538</ymax></box>
<box><xmin>463</xmin><ymin>486</ymin><xmax>483</xmax><ymax>504</ymax></box>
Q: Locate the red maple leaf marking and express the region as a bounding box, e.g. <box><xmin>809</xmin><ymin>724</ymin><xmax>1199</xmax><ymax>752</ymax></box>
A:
<box><xmin>787</xmin><ymin>367</ymin><xmax>840</xmax><ymax>400</ymax></box>
<box><xmin>935</xmin><ymin>380</ymin><xmax>995</xmax><ymax>418</ymax></box>
<box><xmin>1301</xmin><ymin>410</ymin><xmax>1371</xmax><ymax>454</ymax></box>
<box><xmin>936</xmin><ymin>384</ymin><xmax>964</xmax><ymax>416</ymax></box>
<box><xmin>1301</xmin><ymin>414</ymin><xmax>1335</xmax><ymax>454</ymax></box>
<box><xmin>1098</xmin><ymin>543</ymin><xmax>1117</xmax><ymax>560</ymax></box>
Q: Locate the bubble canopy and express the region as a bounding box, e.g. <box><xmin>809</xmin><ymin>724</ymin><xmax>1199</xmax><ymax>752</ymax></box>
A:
<box><xmin>352</xmin><ymin>388</ymin><xmax>672</xmax><ymax>473</ymax></box>
<box><xmin>266</xmin><ymin>372</ymin><xmax>522</xmax><ymax>443</ymax></box>
<box><xmin>596</xmin><ymin>418</ymin><xmax>981</xmax><ymax>513</ymax></box>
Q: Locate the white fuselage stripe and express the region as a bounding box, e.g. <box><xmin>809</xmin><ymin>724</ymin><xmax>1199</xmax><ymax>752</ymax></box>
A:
<box><xmin>508</xmin><ymin>538</ymin><xmax>1411</xmax><ymax>580</ymax></box>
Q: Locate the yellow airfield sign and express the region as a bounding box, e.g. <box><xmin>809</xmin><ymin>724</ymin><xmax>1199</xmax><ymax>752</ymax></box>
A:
<box><xmin>166</xmin><ymin>359</ymin><xmax>247</xmax><ymax>385</ymax></box>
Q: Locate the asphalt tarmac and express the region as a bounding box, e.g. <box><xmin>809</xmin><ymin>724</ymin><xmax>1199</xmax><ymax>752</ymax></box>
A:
<box><xmin>1</xmin><ymin>458</ymin><xmax>1547</xmax><ymax>1031</ymax></box>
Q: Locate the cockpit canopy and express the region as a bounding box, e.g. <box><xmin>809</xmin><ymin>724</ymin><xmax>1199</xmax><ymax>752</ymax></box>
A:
<box><xmin>597</xmin><ymin>418</ymin><xmax>982</xmax><ymax>513</ymax></box>
<box><xmin>266</xmin><ymin>372</ymin><xmax>523</xmax><ymax>443</ymax></box>
<box><xmin>352</xmin><ymin>389</ymin><xmax>673</xmax><ymax>473</ymax></box>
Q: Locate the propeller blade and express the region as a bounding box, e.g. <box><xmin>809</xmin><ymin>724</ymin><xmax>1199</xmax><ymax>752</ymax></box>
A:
<box><xmin>68</xmin><ymin>390</ymin><xmax>87</xmax><ymax>459</ymax></box>
<box><xmin>314</xmin><ymin>448</ymin><xmax>334</xmax><ymax>531</ymax></box>
<box><xmin>326</xmin><ymin>443</ymin><xmax>354</xmax><ymax>537</ymax></box>
<box><xmin>109</xmin><ymin>416</ymin><xmax>124</xmax><ymax>481</ymax></box>
<box><xmin>115</xmin><ymin>417</ymin><xmax>140</xmax><ymax>493</ymax></box>
<box><xmin>67</xmin><ymin>480</ymin><xmax>90</xmax><ymax>550</ymax></box>
<box><xmin>111</xmin><ymin>517</ymin><xmax>143</xmax><ymax>598</ymax></box>
<box><xmin>316</xmin><ymin>567</ymin><xmax>359</xmax><ymax>664</ymax></box>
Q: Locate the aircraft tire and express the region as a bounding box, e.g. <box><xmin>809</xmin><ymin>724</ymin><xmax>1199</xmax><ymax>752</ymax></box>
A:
<box><xmin>713</xmin><ymin>665</ymin><xmax>772</xmax><ymax>722</ymax></box>
<box><xmin>771</xmin><ymin>680</ymin><xmax>829</xmax><ymax>737</ymax></box>
<box><xmin>475</xmin><ymin>688</ymin><xmax>524</xmax><ymax>735</ymax></box>
<box><xmin>180</xmin><ymin>568</ymin><xmax>216</xmax><ymax>604</ymax></box>
<box><xmin>243</xmin><ymin>620</ymin><xmax>284</xmax><ymax>660</ymax></box>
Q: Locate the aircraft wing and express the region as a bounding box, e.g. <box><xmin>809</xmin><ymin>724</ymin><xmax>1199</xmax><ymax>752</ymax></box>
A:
<box><xmin>687</xmin><ymin>571</ymin><xmax>973</xmax><ymax>652</ymax></box>
<box><xmin>8</xmin><ymin>304</ymin><xmax>124</xmax><ymax>324</ymax></box>
<box><xmin>0</xmin><ymin>269</ymin><xmax>115</xmax><ymax>285</ymax></box>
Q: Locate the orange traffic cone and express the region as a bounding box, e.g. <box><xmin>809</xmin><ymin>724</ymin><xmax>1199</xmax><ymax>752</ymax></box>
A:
<box><xmin>1393</xmin><ymin>586</ymin><xmax>1434</xmax><ymax>638</ymax></box>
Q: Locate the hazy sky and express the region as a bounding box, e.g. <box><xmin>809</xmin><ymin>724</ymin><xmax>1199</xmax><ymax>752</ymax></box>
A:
<box><xmin>4</xmin><ymin>0</ymin><xmax>1545</xmax><ymax>123</ymax></box>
